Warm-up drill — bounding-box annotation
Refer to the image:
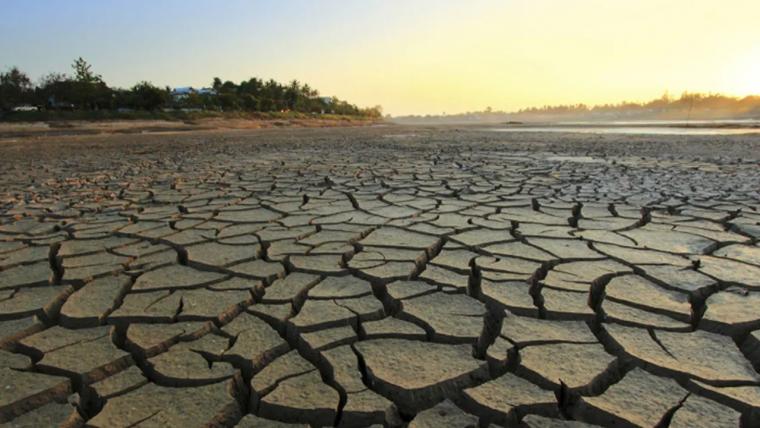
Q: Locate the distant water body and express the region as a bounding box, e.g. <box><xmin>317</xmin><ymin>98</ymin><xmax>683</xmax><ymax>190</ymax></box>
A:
<box><xmin>487</xmin><ymin>119</ymin><xmax>760</xmax><ymax>135</ymax></box>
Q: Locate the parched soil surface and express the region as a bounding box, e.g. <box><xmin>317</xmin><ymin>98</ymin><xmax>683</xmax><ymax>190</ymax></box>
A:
<box><xmin>1</xmin><ymin>125</ymin><xmax>760</xmax><ymax>427</ymax></box>
<box><xmin>0</xmin><ymin>116</ymin><xmax>377</xmax><ymax>141</ymax></box>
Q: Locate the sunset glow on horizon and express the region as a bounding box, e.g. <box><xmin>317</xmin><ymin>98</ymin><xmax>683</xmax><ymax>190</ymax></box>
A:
<box><xmin>2</xmin><ymin>0</ymin><xmax>759</xmax><ymax>115</ymax></box>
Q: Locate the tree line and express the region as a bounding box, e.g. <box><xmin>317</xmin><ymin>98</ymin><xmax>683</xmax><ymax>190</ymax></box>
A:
<box><xmin>514</xmin><ymin>92</ymin><xmax>760</xmax><ymax>119</ymax></box>
<box><xmin>0</xmin><ymin>58</ymin><xmax>382</xmax><ymax>118</ymax></box>
<box><xmin>393</xmin><ymin>92</ymin><xmax>760</xmax><ymax>124</ymax></box>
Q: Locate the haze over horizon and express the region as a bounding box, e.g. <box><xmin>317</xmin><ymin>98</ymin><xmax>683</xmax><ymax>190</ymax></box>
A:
<box><xmin>2</xmin><ymin>0</ymin><xmax>759</xmax><ymax>116</ymax></box>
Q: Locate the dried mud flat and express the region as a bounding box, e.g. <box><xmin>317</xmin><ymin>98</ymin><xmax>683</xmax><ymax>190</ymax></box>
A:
<box><xmin>1</xmin><ymin>125</ymin><xmax>760</xmax><ymax>427</ymax></box>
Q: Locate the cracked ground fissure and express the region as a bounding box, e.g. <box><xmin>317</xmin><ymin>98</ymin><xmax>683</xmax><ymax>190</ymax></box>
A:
<box><xmin>1</xmin><ymin>126</ymin><xmax>760</xmax><ymax>427</ymax></box>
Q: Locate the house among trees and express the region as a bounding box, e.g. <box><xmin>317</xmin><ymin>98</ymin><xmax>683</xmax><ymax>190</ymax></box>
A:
<box><xmin>1</xmin><ymin>58</ymin><xmax>382</xmax><ymax>118</ymax></box>
<box><xmin>170</xmin><ymin>86</ymin><xmax>217</xmax><ymax>101</ymax></box>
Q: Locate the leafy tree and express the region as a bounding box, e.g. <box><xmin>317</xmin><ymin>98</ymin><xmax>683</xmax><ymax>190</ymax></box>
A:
<box><xmin>220</xmin><ymin>80</ymin><xmax>237</xmax><ymax>93</ymax></box>
<box><xmin>217</xmin><ymin>92</ymin><xmax>240</xmax><ymax>110</ymax></box>
<box><xmin>70</xmin><ymin>57</ymin><xmax>111</xmax><ymax>109</ymax></box>
<box><xmin>129</xmin><ymin>82</ymin><xmax>168</xmax><ymax>110</ymax></box>
<box><xmin>36</xmin><ymin>72</ymin><xmax>69</xmax><ymax>108</ymax></box>
<box><xmin>284</xmin><ymin>80</ymin><xmax>300</xmax><ymax>110</ymax></box>
<box><xmin>361</xmin><ymin>105</ymin><xmax>383</xmax><ymax>118</ymax></box>
<box><xmin>0</xmin><ymin>67</ymin><xmax>33</xmax><ymax>110</ymax></box>
<box><xmin>183</xmin><ymin>92</ymin><xmax>205</xmax><ymax>109</ymax></box>
<box><xmin>240</xmin><ymin>94</ymin><xmax>259</xmax><ymax>111</ymax></box>
<box><xmin>72</xmin><ymin>57</ymin><xmax>102</xmax><ymax>84</ymax></box>
<box><xmin>111</xmin><ymin>88</ymin><xmax>132</xmax><ymax>110</ymax></box>
<box><xmin>212</xmin><ymin>77</ymin><xmax>223</xmax><ymax>91</ymax></box>
<box><xmin>36</xmin><ymin>72</ymin><xmax>76</xmax><ymax>108</ymax></box>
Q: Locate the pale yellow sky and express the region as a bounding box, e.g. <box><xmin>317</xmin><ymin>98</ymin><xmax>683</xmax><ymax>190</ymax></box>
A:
<box><xmin>306</xmin><ymin>0</ymin><xmax>760</xmax><ymax>115</ymax></box>
<box><xmin>5</xmin><ymin>0</ymin><xmax>759</xmax><ymax>115</ymax></box>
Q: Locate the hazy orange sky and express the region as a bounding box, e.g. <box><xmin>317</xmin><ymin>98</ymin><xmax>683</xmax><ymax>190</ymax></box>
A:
<box><xmin>2</xmin><ymin>0</ymin><xmax>759</xmax><ymax>115</ymax></box>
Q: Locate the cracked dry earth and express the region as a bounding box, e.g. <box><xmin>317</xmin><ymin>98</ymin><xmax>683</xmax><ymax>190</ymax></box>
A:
<box><xmin>1</xmin><ymin>127</ymin><xmax>760</xmax><ymax>428</ymax></box>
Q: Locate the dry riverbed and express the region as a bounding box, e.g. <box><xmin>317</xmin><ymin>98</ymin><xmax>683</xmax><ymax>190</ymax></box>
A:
<box><xmin>1</xmin><ymin>125</ymin><xmax>759</xmax><ymax>427</ymax></box>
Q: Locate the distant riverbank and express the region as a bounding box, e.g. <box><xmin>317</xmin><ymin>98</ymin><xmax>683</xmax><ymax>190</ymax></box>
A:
<box><xmin>484</xmin><ymin>119</ymin><xmax>760</xmax><ymax>136</ymax></box>
<box><xmin>0</xmin><ymin>109</ymin><xmax>379</xmax><ymax>123</ymax></box>
<box><xmin>0</xmin><ymin>112</ymin><xmax>382</xmax><ymax>140</ymax></box>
